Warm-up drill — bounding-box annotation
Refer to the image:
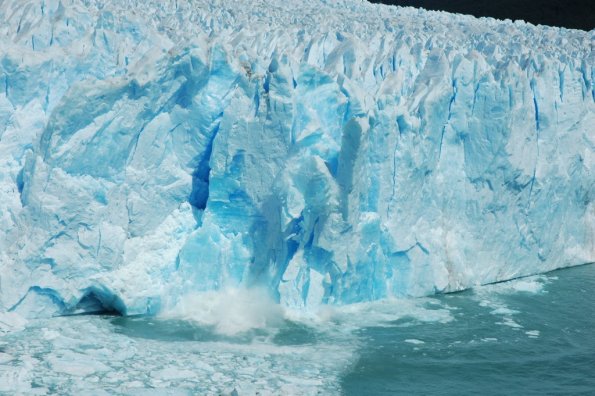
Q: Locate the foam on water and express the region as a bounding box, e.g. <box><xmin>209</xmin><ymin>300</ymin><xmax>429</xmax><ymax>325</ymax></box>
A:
<box><xmin>472</xmin><ymin>274</ymin><xmax>552</xmax><ymax>332</ymax></box>
<box><xmin>0</xmin><ymin>295</ymin><xmax>465</xmax><ymax>395</ymax></box>
<box><xmin>1</xmin><ymin>266</ymin><xmax>594</xmax><ymax>394</ymax></box>
<box><xmin>0</xmin><ymin>287</ymin><xmax>458</xmax><ymax>394</ymax></box>
<box><xmin>160</xmin><ymin>288</ymin><xmax>284</xmax><ymax>336</ymax></box>
<box><xmin>342</xmin><ymin>264</ymin><xmax>595</xmax><ymax>394</ymax></box>
<box><xmin>474</xmin><ymin>274</ymin><xmax>551</xmax><ymax>295</ymax></box>
<box><xmin>158</xmin><ymin>284</ymin><xmax>455</xmax><ymax>340</ymax></box>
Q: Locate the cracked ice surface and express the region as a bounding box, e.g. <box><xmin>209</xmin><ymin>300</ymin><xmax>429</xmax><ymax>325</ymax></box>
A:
<box><xmin>0</xmin><ymin>315</ymin><xmax>355</xmax><ymax>395</ymax></box>
<box><xmin>0</xmin><ymin>0</ymin><xmax>593</xmax><ymax>317</ymax></box>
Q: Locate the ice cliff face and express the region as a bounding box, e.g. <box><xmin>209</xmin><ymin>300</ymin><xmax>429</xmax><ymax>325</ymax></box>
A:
<box><xmin>0</xmin><ymin>0</ymin><xmax>593</xmax><ymax>317</ymax></box>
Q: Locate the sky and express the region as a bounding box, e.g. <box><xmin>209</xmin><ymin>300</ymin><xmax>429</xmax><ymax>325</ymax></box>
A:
<box><xmin>367</xmin><ymin>0</ymin><xmax>595</xmax><ymax>31</ymax></box>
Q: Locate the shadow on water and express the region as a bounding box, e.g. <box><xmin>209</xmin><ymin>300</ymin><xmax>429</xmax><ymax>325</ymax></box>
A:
<box><xmin>110</xmin><ymin>316</ymin><xmax>318</xmax><ymax>347</ymax></box>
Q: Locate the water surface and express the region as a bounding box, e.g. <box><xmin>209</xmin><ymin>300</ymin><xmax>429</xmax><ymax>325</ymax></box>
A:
<box><xmin>1</xmin><ymin>264</ymin><xmax>593</xmax><ymax>394</ymax></box>
<box><xmin>342</xmin><ymin>263</ymin><xmax>595</xmax><ymax>395</ymax></box>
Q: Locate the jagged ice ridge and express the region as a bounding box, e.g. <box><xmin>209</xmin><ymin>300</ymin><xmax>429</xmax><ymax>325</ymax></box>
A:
<box><xmin>0</xmin><ymin>0</ymin><xmax>593</xmax><ymax>318</ymax></box>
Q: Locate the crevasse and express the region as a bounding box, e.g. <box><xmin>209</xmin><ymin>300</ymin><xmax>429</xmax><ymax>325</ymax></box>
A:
<box><xmin>0</xmin><ymin>0</ymin><xmax>593</xmax><ymax>317</ymax></box>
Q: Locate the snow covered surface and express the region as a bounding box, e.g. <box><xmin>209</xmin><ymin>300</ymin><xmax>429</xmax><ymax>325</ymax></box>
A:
<box><xmin>0</xmin><ymin>0</ymin><xmax>593</xmax><ymax>318</ymax></box>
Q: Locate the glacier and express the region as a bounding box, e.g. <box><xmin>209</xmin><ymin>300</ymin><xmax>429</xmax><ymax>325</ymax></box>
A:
<box><xmin>0</xmin><ymin>0</ymin><xmax>593</xmax><ymax>319</ymax></box>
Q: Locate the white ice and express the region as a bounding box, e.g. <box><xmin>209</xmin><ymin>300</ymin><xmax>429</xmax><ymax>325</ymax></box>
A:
<box><xmin>0</xmin><ymin>0</ymin><xmax>593</xmax><ymax>318</ymax></box>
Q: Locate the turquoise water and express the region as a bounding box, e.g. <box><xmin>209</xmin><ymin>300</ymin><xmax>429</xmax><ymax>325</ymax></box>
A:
<box><xmin>342</xmin><ymin>264</ymin><xmax>595</xmax><ymax>395</ymax></box>
<box><xmin>1</xmin><ymin>264</ymin><xmax>593</xmax><ymax>394</ymax></box>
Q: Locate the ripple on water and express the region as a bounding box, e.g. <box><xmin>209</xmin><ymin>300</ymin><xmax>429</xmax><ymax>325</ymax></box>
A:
<box><xmin>1</xmin><ymin>265</ymin><xmax>593</xmax><ymax>394</ymax></box>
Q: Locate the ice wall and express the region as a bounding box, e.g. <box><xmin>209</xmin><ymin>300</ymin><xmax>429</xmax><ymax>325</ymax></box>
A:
<box><xmin>0</xmin><ymin>0</ymin><xmax>593</xmax><ymax>317</ymax></box>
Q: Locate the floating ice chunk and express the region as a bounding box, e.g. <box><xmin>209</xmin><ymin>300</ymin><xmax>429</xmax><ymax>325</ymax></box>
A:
<box><xmin>404</xmin><ymin>339</ymin><xmax>425</xmax><ymax>345</ymax></box>
<box><xmin>0</xmin><ymin>312</ymin><xmax>27</xmax><ymax>335</ymax></box>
